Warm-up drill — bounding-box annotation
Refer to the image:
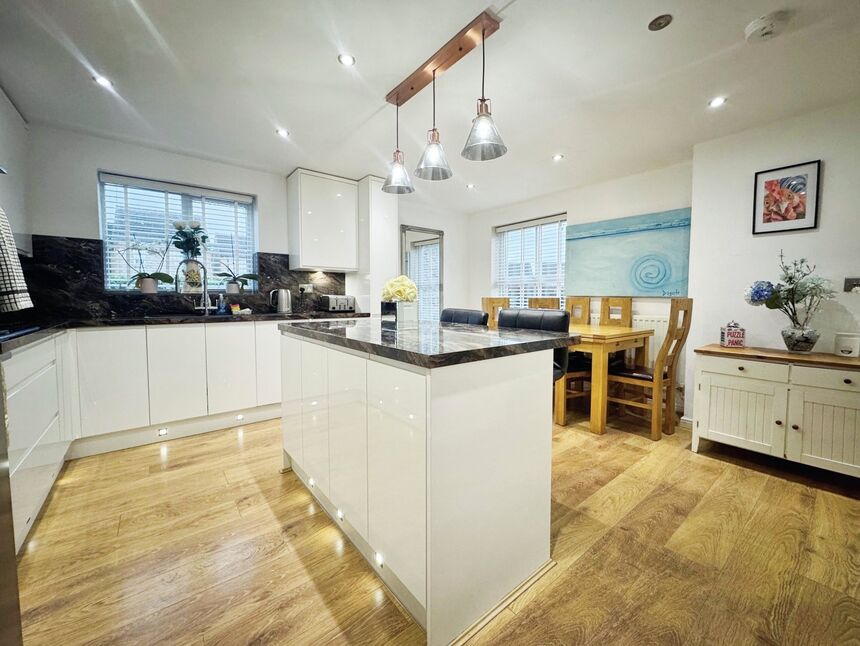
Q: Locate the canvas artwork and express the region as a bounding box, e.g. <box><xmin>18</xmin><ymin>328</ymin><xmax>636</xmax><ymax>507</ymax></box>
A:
<box><xmin>565</xmin><ymin>208</ymin><xmax>691</xmax><ymax>297</ymax></box>
<box><xmin>753</xmin><ymin>160</ymin><xmax>820</xmax><ymax>234</ymax></box>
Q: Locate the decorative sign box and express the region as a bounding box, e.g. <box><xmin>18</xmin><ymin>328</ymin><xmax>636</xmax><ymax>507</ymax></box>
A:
<box><xmin>720</xmin><ymin>321</ymin><xmax>746</xmax><ymax>348</ymax></box>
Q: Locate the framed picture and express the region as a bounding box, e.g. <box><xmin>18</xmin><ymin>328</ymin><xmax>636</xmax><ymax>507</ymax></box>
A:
<box><xmin>753</xmin><ymin>160</ymin><xmax>820</xmax><ymax>235</ymax></box>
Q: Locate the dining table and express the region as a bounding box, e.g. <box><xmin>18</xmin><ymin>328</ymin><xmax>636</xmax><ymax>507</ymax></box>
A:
<box><xmin>555</xmin><ymin>324</ymin><xmax>655</xmax><ymax>434</ymax></box>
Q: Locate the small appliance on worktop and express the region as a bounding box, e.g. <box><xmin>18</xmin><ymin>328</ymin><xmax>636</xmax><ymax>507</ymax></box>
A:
<box><xmin>320</xmin><ymin>295</ymin><xmax>356</xmax><ymax>312</ymax></box>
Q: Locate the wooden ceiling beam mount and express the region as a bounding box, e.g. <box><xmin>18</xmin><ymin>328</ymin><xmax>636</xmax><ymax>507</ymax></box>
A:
<box><xmin>385</xmin><ymin>10</ymin><xmax>501</xmax><ymax>107</ymax></box>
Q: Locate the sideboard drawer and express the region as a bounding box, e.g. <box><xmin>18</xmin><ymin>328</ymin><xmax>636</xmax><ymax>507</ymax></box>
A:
<box><xmin>698</xmin><ymin>355</ymin><xmax>789</xmax><ymax>383</ymax></box>
<box><xmin>791</xmin><ymin>365</ymin><xmax>860</xmax><ymax>393</ymax></box>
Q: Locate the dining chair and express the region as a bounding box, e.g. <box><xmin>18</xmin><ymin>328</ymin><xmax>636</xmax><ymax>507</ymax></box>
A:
<box><xmin>606</xmin><ymin>298</ymin><xmax>693</xmax><ymax>440</ymax></box>
<box><xmin>599</xmin><ymin>297</ymin><xmax>633</xmax><ymax>327</ymax></box>
<box><xmin>481</xmin><ymin>297</ymin><xmax>510</xmax><ymax>329</ymax></box>
<box><xmin>440</xmin><ymin>308</ymin><xmax>489</xmax><ymax>325</ymax></box>
<box><xmin>565</xmin><ymin>296</ymin><xmax>591</xmax><ymax>325</ymax></box>
<box><xmin>527</xmin><ymin>297</ymin><xmax>561</xmax><ymax>310</ymax></box>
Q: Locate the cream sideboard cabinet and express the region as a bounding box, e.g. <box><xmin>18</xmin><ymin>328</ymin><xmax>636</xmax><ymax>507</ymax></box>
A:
<box><xmin>693</xmin><ymin>344</ymin><xmax>860</xmax><ymax>477</ymax></box>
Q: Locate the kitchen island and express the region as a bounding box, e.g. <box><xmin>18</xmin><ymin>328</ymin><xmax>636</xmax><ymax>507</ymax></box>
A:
<box><xmin>279</xmin><ymin>318</ymin><xmax>577</xmax><ymax>645</ymax></box>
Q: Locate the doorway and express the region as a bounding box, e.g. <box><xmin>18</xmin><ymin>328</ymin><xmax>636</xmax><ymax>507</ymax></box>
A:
<box><xmin>401</xmin><ymin>225</ymin><xmax>443</xmax><ymax>321</ymax></box>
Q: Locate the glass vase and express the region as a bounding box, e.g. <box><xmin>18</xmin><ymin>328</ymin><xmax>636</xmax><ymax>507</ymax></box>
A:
<box><xmin>781</xmin><ymin>326</ymin><xmax>820</xmax><ymax>353</ymax></box>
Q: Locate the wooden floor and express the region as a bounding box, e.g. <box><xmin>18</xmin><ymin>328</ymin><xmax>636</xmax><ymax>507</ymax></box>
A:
<box><xmin>18</xmin><ymin>411</ymin><xmax>860</xmax><ymax>645</ymax></box>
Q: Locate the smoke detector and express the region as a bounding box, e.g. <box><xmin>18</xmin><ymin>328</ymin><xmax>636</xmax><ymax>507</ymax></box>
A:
<box><xmin>745</xmin><ymin>10</ymin><xmax>792</xmax><ymax>44</ymax></box>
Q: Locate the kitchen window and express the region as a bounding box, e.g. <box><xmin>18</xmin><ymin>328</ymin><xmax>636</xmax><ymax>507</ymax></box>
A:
<box><xmin>99</xmin><ymin>172</ymin><xmax>257</xmax><ymax>291</ymax></box>
<box><xmin>492</xmin><ymin>214</ymin><xmax>567</xmax><ymax>308</ymax></box>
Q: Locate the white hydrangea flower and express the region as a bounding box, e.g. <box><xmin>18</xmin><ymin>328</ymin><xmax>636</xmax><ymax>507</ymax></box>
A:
<box><xmin>381</xmin><ymin>275</ymin><xmax>418</xmax><ymax>302</ymax></box>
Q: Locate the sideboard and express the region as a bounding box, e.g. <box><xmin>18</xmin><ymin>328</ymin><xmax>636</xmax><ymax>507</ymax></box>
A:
<box><xmin>693</xmin><ymin>344</ymin><xmax>860</xmax><ymax>477</ymax></box>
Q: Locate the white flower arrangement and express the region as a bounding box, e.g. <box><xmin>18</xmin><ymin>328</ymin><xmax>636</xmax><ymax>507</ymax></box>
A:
<box><xmin>381</xmin><ymin>275</ymin><xmax>418</xmax><ymax>302</ymax></box>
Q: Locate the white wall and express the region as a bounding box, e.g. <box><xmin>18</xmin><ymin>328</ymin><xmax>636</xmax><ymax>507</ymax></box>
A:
<box><xmin>0</xmin><ymin>87</ymin><xmax>30</xmax><ymax>249</ymax></box>
<box><xmin>399</xmin><ymin>201</ymin><xmax>470</xmax><ymax>309</ymax></box>
<box><xmin>465</xmin><ymin>162</ymin><xmax>693</xmax><ymax>314</ymax></box>
<box><xmin>26</xmin><ymin>125</ymin><xmax>289</xmax><ymax>253</ymax></box>
<box><xmin>685</xmin><ymin>100</ymin><xmax>860</xmax><ymax>416</ymax></box>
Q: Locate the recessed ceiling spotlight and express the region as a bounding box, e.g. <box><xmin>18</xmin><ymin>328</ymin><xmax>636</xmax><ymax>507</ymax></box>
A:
<box><xmin>466</xmin><ymin>183</ymin><xmax>476</xmax><ymax>190</ymax></box>
<box><xmin>708</xmin><ymin>96</ymin><xmax>727</xmax><ymax>108</ymax></box>
<box><xmin>275</xmin><ymin>128</ymin><xmax>290</xmax><ymax>139</ymax></box>
<box><xmin>552</xmin><ymin>153</ymin><xmax>565</xmax><ymax>162</ymax></box>
<box><xmin>337</xmin><ymin>53</ymin><xmax>356</xmax><ymax>67</ymax></box>
<box><xmin>92</xmin><ymin>74</ymin><xmax>113</xmax><ymax>89</ymax></box>
<box><xmin>648</xmin><ymin>14</ymin><xmax>673</xmax><ymax>31</ymax></box>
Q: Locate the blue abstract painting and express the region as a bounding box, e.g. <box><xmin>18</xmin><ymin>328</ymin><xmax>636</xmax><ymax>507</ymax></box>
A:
<box><xmin>565</xmin><ymin>208</ymin><xmax>691</xmax><ymax>297</ymax></box>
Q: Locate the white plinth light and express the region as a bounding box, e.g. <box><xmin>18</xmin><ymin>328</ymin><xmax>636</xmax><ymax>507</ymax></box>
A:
<box><xmin>157</xmin><ymin>428</ymin><xmax>168</xmax><ymax>436</ymax></box>
<box><xmin>336</xmin><ymin>509</ymin><xmax>344</xmax><ymax>520</ymax></box>
<box><xmin>375</xmin><ymin>552</ymin><xmax>384</xmax><ymax>567</ymax></box>
<box><xmin>308</xmin><ymin>477</ymin><xmax>315</xmax><ymax>488</ymax></box>
<box><xmin>236</xmin><ymin>414</ymin><xmax>244</xmax><ymax>421</ymax></box>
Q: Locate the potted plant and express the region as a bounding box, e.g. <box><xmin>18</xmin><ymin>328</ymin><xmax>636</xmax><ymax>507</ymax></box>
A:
<box><xmin>215</xmin><ymin>261</ymin><xmax>259</xmax><ymax>294</ymax></box>
<box><xmin>745</xmin><ymin>252</ymin><xmax>836</xmax><ymax>353</ymax></box>
<box><xmin>117</xmin><ymin>239</ymin><xmax>174</xmax><ymax>294</ymax></box>
<box><xmin>171</xmin><ymin>221</ymin><xmax>208</xmax><ymax>293</ymax></box>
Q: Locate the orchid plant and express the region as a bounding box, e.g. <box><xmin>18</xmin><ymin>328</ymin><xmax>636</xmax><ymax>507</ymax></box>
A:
<box><xmin>745</xmin><ymin>252</ymin><xmax>836</xmax><ymax>330</ymax></box>
<box><xmin>117</xmin><ymin>238</ymin><xmax>174</xmax><ymax>288</ymax></box>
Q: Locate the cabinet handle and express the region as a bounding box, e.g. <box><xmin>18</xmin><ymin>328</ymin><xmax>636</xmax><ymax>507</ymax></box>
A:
<box><xmin>791</xmin><ymin>424</ymin><xmax>800</xmax><ymax>431</ymax></box>
<box><xmin>845</xmin><ymin>378</ymin><xmax>853</xmax><ymax>385</ymax></box>
<box><xmin>737</xmin><ymin>366</ymin><xmax>745</xmax><ymax>371</ymax></box>
<box><xmin>775</xmin><ymin>420</ymin><xmax>783</xmax><ymax>426</ymax></box>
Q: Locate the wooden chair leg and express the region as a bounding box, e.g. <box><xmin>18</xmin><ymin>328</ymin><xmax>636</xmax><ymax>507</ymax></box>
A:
<box><xmin>649</xmin><ymin>382</ymin><xmax>662</xmax><ymax>441</ymax></box>
<box><xmin>554</xmin><ymin>377</ymin><xmax>567</xmax><ymax>426</ymax></box>
<box><xmin>664</xmin><ymin>379</ymin><xmax>676</xmax><ymax>435</ymax></box>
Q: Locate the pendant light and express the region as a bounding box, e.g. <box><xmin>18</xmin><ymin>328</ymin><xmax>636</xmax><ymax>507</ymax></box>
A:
<box><xmin>461</xmin><ymin>28</ymin><xmax>507</xmax><ymax>161</ymax></box>
<box><xmin>381</xmin><ymin>101</ymin><xmax>415</xmax><ymax>194</ymax></box>
<box><xmin>414</xmin><ymin>69</ymin><xmax>453</xmax><ymax>181</ymax></box>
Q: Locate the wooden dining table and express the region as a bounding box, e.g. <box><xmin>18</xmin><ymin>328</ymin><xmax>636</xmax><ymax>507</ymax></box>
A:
<box><xmin>555</xmin><ymin>324</ymin><xmax>655</xmax><ymax>434</ymax></box>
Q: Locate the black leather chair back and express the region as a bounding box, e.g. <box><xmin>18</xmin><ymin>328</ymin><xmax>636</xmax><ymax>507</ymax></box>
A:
<box><xmin>440</xmin><ymin>308</ymin><xmax>489</xmax><ymax>325</ymax></box>
<box><xmin>498</xmin><ymin>308</ymin><xmax>570</xmax><ymax>380</ymax></box>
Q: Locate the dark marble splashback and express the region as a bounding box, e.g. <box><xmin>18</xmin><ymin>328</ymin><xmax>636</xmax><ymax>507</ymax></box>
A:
<box><xmin>0</xmin><ymin>235</ymin><xmax>345</xmax><ymax>327</ymax></box>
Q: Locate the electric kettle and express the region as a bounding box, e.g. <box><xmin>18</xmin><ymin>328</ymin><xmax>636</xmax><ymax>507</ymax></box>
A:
<box><xmin>269</xmin><ymin>288</ymin><xmax>292</xmax><ymax>314</ymax></box>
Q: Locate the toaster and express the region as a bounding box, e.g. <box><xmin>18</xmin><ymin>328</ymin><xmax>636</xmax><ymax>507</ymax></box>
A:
<box><xmin>320</xmin><ymin>295</ymin><xmax>356</xmax><ymax>312</ymax></box>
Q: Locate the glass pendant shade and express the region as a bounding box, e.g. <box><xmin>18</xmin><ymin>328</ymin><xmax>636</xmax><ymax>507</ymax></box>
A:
<box><xmin>382</xmin><ymin>149</ymin><xmax>415</xmax><ymax>194</ymax></box>
<box><xmin>414</xmin><ymin>128</ymin><xmax>453</xmax><ymax>181</ymax></box>
<box><xmin>461</xmin><ymin>99</ymin><xmax>507</xmax><ymax>161</ymax></box>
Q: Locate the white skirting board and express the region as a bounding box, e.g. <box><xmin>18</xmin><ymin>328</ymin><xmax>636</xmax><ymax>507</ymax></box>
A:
<box><xmin>65</xmin><ymin>404</ymin><xmax>281</xmax><ymax>459</ymax></box>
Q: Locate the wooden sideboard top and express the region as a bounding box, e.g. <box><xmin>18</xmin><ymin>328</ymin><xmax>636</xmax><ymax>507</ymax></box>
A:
<box><xmin>695</xmin><ymin>344</ymin><xmax>860</xmax><ymax>370</ymax></box>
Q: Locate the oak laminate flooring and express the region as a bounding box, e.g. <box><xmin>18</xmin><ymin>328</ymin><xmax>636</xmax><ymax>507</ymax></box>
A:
<box><xmin>19</xmin><ymin>413</ymin><xmax>859</xmax><ymax>645</ymax></box>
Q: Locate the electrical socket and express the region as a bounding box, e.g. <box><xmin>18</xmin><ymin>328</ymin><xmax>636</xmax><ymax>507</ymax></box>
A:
<box><xmin>299</xmin><ymin>283</ymin><xmax>314</xmax><ymax>293</ymax></box>
<box><xmin>845</xmin><ymin>278</ymin><xmax>860</xmax><ymax>293</ymax></box>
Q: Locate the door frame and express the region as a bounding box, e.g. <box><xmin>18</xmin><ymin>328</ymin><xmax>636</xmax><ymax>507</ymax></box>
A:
<box><xmin>400</xmin><ymin>225</ymin><xmax>444</xmax><ymax>312</ymax></box>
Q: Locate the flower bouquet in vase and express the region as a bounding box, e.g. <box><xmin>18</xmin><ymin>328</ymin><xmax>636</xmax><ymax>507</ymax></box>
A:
<box><xmin>381</xmin><ymin>275</ymin><xmax>419</xmax><ymax>330</ymax></box>
<box><xmin>745</xmin><ymin>252</ymin><xmax>836</xmax><ymax>353</ymax></box>
<box><xmin>171</xmin><ymin>221</ymin><xmax>208</xmax><ymax>293</ymax></box>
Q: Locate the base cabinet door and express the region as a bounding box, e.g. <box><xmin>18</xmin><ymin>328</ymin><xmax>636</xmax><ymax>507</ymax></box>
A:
<box><xmin>785</xmin><ymin>386</ymin><xmax>860</xmax><ymax>477</ymax></box>
<box><xmin>328</xmin><ymin>349</ymin><xmax>368</xmax><ymax>540</ymax></box>
<box><xmin>367</xmin><ymin>360</ymin><xmax>426</xmax><ymax>606</ymax></box>
<box><xmin>147</xmin><ymin>324</ymin><xmax>208</xmax><ymax>424</ymax></box>
<box><xmin>77</xmin><ymin>327</ymin><xmax>150</xmax><ymax>436</ymax></box>
<box><xmin>255</xmin><ymin>321</ymin><xmax>282</xmax><ymax>406</ymax></box>
<box><xmin>281</xmin><ymin>335</ymin><xmax>303</xmax><ymax>464</ymax></box>
<box><xmin>698</xmin><ymin>372</ymin><xmax>788</xmax><ymax>457</ymax></box>
<box><xmin>301</xmin><ymin>341</ymin><xmax>330</xmax><ymax>496</ymax></box>
<box><xmin>206</xmin><ymin>322</ymin><xmax>257</xmax><ymax>414</ymax></box>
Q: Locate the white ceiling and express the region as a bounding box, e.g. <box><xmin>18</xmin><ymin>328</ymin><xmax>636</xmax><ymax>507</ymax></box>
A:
<box><xmin>1</xmin><ymin>0</ymin><xmax>859</xmax><ymax>214</ymax></box>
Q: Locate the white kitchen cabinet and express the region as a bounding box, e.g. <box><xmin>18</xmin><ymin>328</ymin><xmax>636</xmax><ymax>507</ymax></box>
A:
<box><xmin>287</xmin><ymin>168</ymin><xmax>358</xmax><ymax>271</ymax></box>
<box><xmin>328</xmin><ymin>348</ymin><xmax>368</xmax><ymax>540</ymax></box>
<box><xmin>281</xmin><ymin>335</ymin><xmax>303</xmax><ymax>464</ymax></box>
<box><xmin>77</xmin><ymin>327</ymin><xmax>150</xmax><ymax>436</ymax></box>
<box><xmin>693</xmin><ymin>346</ymin><xmax>860</xmax><ymax>477</ymax></box>
<box><xmin>255</xmin><ymin>321</ymin><xmax>282</xmax><ymax>406</ymax></box>
<box><xmin>301</xmin><ymin>341</ymin><xmax>330</xmax><ymax>496</ymax></box>
<box><xmin>367</xmin><ymin>359</ymin><xmax>427</xmax><ymax>606</ymax></box>
<box><xmin>147</xmin><ymin>324</ymin><xmax>208</xmax><ymax>424</ymax></box>
<box><xmin>205</xmin><ymin>322</ymin><xmax>257</xmax><ymax>415</ymax></box>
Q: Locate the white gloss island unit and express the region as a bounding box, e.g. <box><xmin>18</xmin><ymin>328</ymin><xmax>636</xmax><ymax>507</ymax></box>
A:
<box><xmin>279</xmin><ymin>319</ymin><xmax>577</xmax><ymax>645</ymax></box>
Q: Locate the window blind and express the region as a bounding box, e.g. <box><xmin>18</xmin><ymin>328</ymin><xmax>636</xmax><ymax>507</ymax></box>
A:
<box><xmin>408</xmin><ymin>239</ymin><xmax>441</xmax><ymax>320</ymax></box>
<box><xmin>98</xmin><ymin>173</ymin><xmax>257</xmax><ymax>291</ymax></box>
<box><xmin>493</xmin><ymin>214</ymin><xmax>566</xmax><ymax>308</ymax></box>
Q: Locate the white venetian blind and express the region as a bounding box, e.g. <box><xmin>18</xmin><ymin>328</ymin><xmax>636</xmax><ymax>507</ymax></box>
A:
<box><xmin>99</xmin><ymin>172</ymin><xmax>257</xmax><ymax>290</ymax></box>
<box><xmin>493</xmin><ymin>214</ymin><xmax>567</xmax><ymax>308</ymax></box>
<box><xmin>408</xmin><ymin>239</ymin><xmax>441</xmax><ymax>320</ymax></box>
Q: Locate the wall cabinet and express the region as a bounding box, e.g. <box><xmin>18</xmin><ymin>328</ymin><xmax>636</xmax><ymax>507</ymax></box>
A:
<box><xmin>205</xmin><ymin>322</ymin><xmax>257</xmax><ymax>415</ymax></box>
<box><xmin>287</xmin><ymin>168</ymin><xmax>358</xmax><ymax>271</ymax></box>
<box><xmin>147</xmin><ymin>324</ymin><xmax>208</xmax><ymax>424</ymax></box>
<box><xmin>255</xmin><ymin>321</ymin><xmax>282</xmax><ymax>406</ymax></box>
<box><xmin>77</xmin><ymin>327</ymin><xmax>150</xmax><ymax>436</ymax></box>
<box><xmin>694</xmin><ymin>349</ymin><xmax>860</xmax><ymax>477</ymax></box>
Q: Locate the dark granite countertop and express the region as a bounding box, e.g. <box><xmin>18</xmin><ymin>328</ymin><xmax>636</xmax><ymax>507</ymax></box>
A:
<box><xmin>0</xmin><ymin>311</ymin><xmax>369</xmax><ymax>355</ymax></box>
<box><xmin>279</xmin><ymin>319</ymin><xmax>578</xmax><ymax>369</ymax></box>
